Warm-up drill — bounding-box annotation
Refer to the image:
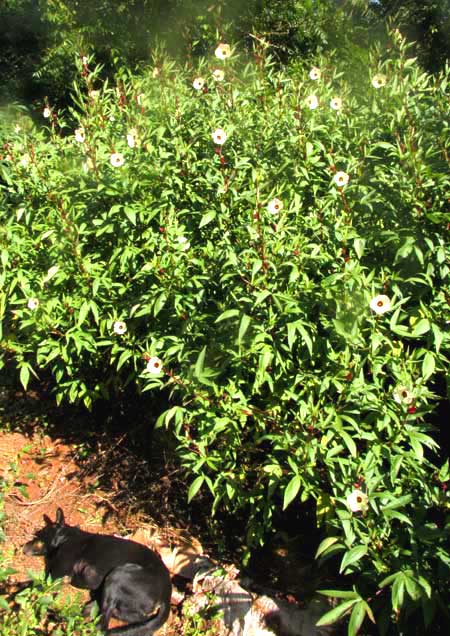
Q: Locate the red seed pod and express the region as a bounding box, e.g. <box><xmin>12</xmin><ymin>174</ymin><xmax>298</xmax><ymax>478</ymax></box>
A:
<box><xmin>220</xmin><ymin>155</ymin><xmax>226</xmax><ymax>165</ymax></box>
<box><xmin>346</xmin><ymin>372</ymin><xmax>353</xmax><ymax>381</ymax></box>
<box><xmin>408</xmin><ymin>406</ymin><xmax>417</xmax><ymax>414</ymax></box>
<box><xmin>159</xmin><ymin>227</ymin><xmax>165</xmax><ymax>233</ymax></box>
<box><xmin>441</xmin><ymin>483</ymin><xmax>448</xmax><ymax>492</ymax></box>
<box><xmin>293</xmin><ymin>249</ymin><xmax>299</xmax><ymax>256</ymax></box>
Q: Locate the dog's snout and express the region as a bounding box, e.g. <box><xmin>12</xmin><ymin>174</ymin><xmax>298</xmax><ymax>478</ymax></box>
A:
<box><xmin>23</xmin><ymin>539</ymin><xmax>45</xmax><ymax>556</ymax></box>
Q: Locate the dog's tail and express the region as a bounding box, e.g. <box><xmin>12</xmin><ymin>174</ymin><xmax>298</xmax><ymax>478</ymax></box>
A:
<box><xmin>106</xmin><ymin>599</ymin><xmax>170</xmax><ymax>636</ymax></box>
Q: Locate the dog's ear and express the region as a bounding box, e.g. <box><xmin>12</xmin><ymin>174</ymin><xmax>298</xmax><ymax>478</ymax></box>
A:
<box><xmin>43</xmin><ymin>514</ymin><xmax>53</xmax><ymax>526</ymax></box>
<box><xmin>55</xmin><ymin>508</ymin><xmax>65</xmax><ymax>526</ymax></box>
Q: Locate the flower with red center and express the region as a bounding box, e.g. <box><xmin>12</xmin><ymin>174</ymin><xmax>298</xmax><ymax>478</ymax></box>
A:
<box><xmin>267</xmin><ymin>198</ymin><xmax>283</xmax><ymax>215</ymax></box>
<box><xmin>127</xmin><ymin>129</ymin><xmax>138</xmax><ymax>148</ymax></box>
<box><xmin>346</xmin><ymin>489</ymin><xmax>369</xmax><ymax>513</ymax></box>
<box><xmin>146</xmin><ymin>356</ymin><xmax>163</xmax><ymax>374</ymax></box>
<box><xmin>74</xmin><ymin>127</ymin><xmax>85</xmax><ymax>143</ymax></box>
<box><xmin>372</xmin><ymin>74</ymin><xmax>387</xmax><ymax>89</ymax></box>
<box><xmin>393</xmin><ymin>386</ymin><xmax>414</xmax><ymax>405</ymax></box>
<box><xmin>43</xmin><ymin>107</ymin><xmax>51</xmax><ymax>119</ymax></box>
<box><xmin>27</xmin><ymin>298</ymin><xmax>39</xmax><ymax>311</ymax></box>
<box><xmin>309</xmin><ymin>67</ymin><xmax>321</xmax><ymax>80</ymax></box>
<box><xmin>305</xmin><ymin>94</ymin><xmax>319</xmax><ymax>109</ymax></box>
<box><xmin>212</xmin><ymin>128</ymin><xmax>227</xmax><ymax>145</ymax></box>
<box><xmin>110</xmin><ymin>152</ymin><xmax>125</xmax><ymax>167</ymax></box>
<box><xmin>113</xmin><ymin>321</ymin><xmax>127</xmax><ymax>335</ymax></box>
<box><xmin>215</xmin><ymin>43</ymin><xmax>231</xmax><ymax>60</ymax></box>
<box><xmin>369</xmin><ymin>294</ymin><xmax>391</xmax><ymax>315</ymax></box>
<box><xmin>330</xmin><ymin>97</ymin><xmax>342</xmax><ymax>110</ymax></box>
<box><xmin>333</xmin><ymin>171</ymin><xmax>350</xmax><ymax>187</ymax></box>
<box><xmin>212</xmin><ymin>69</ymin><xmax>225</xmax><ymax>82</ymax></box>
<box><xmin>192</xmin><ymin>77</ymin><xmax>205</xmax><ymax>90</ymax></box>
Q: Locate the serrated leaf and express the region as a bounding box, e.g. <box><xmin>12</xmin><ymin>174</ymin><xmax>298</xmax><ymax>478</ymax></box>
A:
<box><xmin>348</xmin><ymin>601</ymin><xmax>367</xmax><ymax>636</ymax></box>
<box><xmin>20</xmin><ymin>365</ymin><xmax>30</xmax><ymax>390</ymax></box>
<box><xmin>412</xmin><ymin>318</ymin><xmax>430</xmax><ymax>337</ymax></box>
<box><xmin>215</xmin><ymin>309</ymin><xmax>239</xmax><ymax>322</ymax></box>
<box><xmin>238</xmin><ymin>314</ymin><xmax>251</xmax><ymax>343</ymax></box>
<box><xmin>318</xmin><ymin>589</ymin><xmax>358</xmax><ymax>600</ymax></box>
<box><xmin>340</xmin><ymin>545</ymin><xmax>368</xmax><ymax>573</ymax></box>
<box><xmin>254</xmin><ymin>289</ymin><xmax>271</xmax><ymax>306</ymax></box>
<box><xmin>194</xmin><ymin>346</ymin><xmax>207</xmax><ymax>378</ymax></box>
<box><xmin>422</xmin><ymin>351</ymin><xmax>435</xmax><ymax>380</ymax></box>
<box><xmin>340</xmin><ymin>430</ymin><xmax>357</xmax><ymax>458</ymax></box>
<box><xmin>188</xmin><ymin>475</ymin><xmax>204</xmax><ymax>502</ymax></box>
<box><xmin>199</xmin><ymin>210</ymin><xmax>216</xmax><ymax>228</ymax></box>
<box><xmin>315</xmin><ymin>537</ymin><xmax>340</xmax><ymax>559</ymax></box>
<box><xmin>316</xmin><ymin>599</ymin><xmax>358</xmax><ymax>626</ymax></box>
<box><xmin>283</xmin><ymin>474</ymin><xmax>301</xmax><ymax>510</ymax></box>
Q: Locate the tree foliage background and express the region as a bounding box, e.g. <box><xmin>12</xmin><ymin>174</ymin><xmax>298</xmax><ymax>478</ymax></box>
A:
<box><xmin>1</xmin><ymin>0</ymin><xmax>449</xmax><ymax>105</ymax></box>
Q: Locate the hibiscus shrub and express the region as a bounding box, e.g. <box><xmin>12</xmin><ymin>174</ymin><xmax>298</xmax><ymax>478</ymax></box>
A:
<box><xmin>1</xmin><ymin>32</ymin><xmax>449</xmax><ymax>634</ymax></box>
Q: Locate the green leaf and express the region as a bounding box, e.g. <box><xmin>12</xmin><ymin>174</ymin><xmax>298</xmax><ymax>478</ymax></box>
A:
<box><xmin>20</xmin><ymin>365</ymin><xmax>30</xmax><ymax>390</ymax></box>
<box><xmin>188</xmin><ymin>475</ymin><xmax>204</xmax><ymax>502</ymax></box>
<box><xmin>340</xmin><ymin>430</ymin><xmax>357</xmax><ymax>458</ymax></box>
<box><xmin>392</xmin><ymin>575</ymin><xmax>405</xmax><ymax>611</ymax></box>
<box><xmin>316</xmin><ymin>599</ymin><xmax>358</xmax><ymax>626</ymax></box>
<box><xmin>315</xmin><ymin>537</ymin><xmax>341</xmax><ymax>559</ymax></box>
<box><xmin>318</xmin><ymin>589</ymin><xmax>359</xmax><ymax>600</ymax></box>
<box><xmin>199</xmin><ymin>210</ymin><xmax>216</xmax><ymax>228</ymax></box>
<box><xmin>215</xmin><ymin>309</ymin><xmax>239</xmax><ymax>322</ymax></box>
<box><xmin>238</xmin><ymin>314</ymin><xmax>252</xmax><ymax>343</ymax></box>
<box><xmin>348</xmin><ymin>601</ymin><xmax>367</xmax><ymax>636</ymax></box>
<box><xmin>412</xmin><ymin>318</ymin><xmax>430</xmax><ymax>337</ymax></box>
<box><xmin>283</xmin><ymin>474</ymin><xmax>301</xmax><ymax>510</ymax></box>
<box><xmin>194</xmin><ymin>346</ymin><xmax>207</xmax><ymax>378</ymax></box>
<box><xmin>422</xmin><ymin>351</ymin><xmax>435</xmax><ymax>380</ymax></box>
<box><xmin>340</xmin><ymin>545</ymin><xmax>368</xmax><ymax>574</ymax></box>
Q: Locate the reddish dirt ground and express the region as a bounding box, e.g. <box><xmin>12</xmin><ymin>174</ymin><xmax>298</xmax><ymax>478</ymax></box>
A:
<box><xmin>0</xmin><ymin>388</ymin><xmax>191</xmax><ymax>635</ymax></box>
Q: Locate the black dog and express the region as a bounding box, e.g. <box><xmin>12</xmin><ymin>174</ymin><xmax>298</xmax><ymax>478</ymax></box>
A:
<box><xmin>23</xmin><ymin>508</ymin><xmax>171</xmax><ymax>635</ymax></box>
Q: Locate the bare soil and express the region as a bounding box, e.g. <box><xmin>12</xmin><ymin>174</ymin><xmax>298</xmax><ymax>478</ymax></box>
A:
<box><xmin>0</xmin><ymin>386</ymin><xmax>200</xmax><ymax>635</ymax></box>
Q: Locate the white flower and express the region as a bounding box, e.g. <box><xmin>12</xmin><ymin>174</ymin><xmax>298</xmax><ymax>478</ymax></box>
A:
<box><xmin>346</xmin><ymin>489</ymin><xmax>369</xmax><ymax>513</ymax></box>
<box><xmin>177</xmin><ymin>236</ymin><xmax>190</xmax><ymax>251</ymax></box>
<box><xmin>393</xmin><ymin>386</ymin><xmax>414</xmax><ymax>405</ymax></box>
<box><xmin>309</xmin><ymin>67</ymin><xmax>321</xmax><ymax>80</ymax></box>
<box><xmin>146</xmin><ymin>356</ymin><xmax>163</xmax><ymax>374</ymax></box>
<box><xmin>267</xmin><ymin>198</ymin><xmax>283</xmax><ymax>215</ymax></box>
<box><xmin>127</xmin><ymin>129</ymin><xmax>138</xmax><ymax>148</ymax></box>
<box><xmin>113</xmin><ymin>321</ymin><xmax>127</xmax><ymax>335</ymax></box>
<box><xmin>89</xmin><ymin>90</ymin><xmax>99</xmax><ymax>100</ymax></box>
<box><xmin>14</xmin><ymin>124</ymin><xmax>21</xmax><ymax>133</ymax></box>
<box><xmin>212</xmin><ymin>128</ymin><xmax>227</xmax><ymax>145</ymax></box>
<box><xmin>110</xmin><ymin>152</ymin><xmax>125</xmax><ymax>167</ymax></box>
<box><xmin>16</xmin><ymin>207</ymin><xmax>25</xmax><ymax>221</ymax></box>
<box><xmin>212</xmin><ymin>69</ymin><xmax>225</xmax><ymax>81</ymax></box>
<box><xmin>192</xmin><ymin>77</ymin><xmax>205</xmax><ymax>90</ymax></box>
<box><xmin>81</xmin><ymin>56</ymin><xmax>89</xmax><ymax>65</ymax></box>
<box><xmin>43</xmin><ymin>107</ymin><xmax>51</xmax><ymax>118</ymax></box>
<box><xmin>215</xmin><ymin>43</ymin><xmax>231</xmax><ymax>60</ymax></box>
<box><xmin>369</xmin><ymin>294</ymin><xmax>391</xmax><ymax>315</ymax></box>
<box><xmin>27</xmin><ymin>298</ymin><xmax>39</xmax><ymax>311</ymax></box>
<box><xmin>305</xmin><ymin>94</ymin><xmax>319</xmax><ymax>109</ymax></box>
<box><xmin>20</xmin><ymin>155</ymin><xmax>30</xmax><ymax>168</ymax></box>
<box><xmin>371</xmin><ymin>74</ymin><xmax>387</xmax><ymax>89</ymax></box>
<box><xmin>74</xmin><ymin>127</ymin><xmax>85</xmax><ymax>143</ymax></box>
<box><xmin>333</xmin><ymin>171</ymin><xmax>349</xmax><ymax>187</ymax></box>
<box><xmin>330</xmin><ymin>97</ymin><xmax>342</xmax><ymax>110</ymax></box>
